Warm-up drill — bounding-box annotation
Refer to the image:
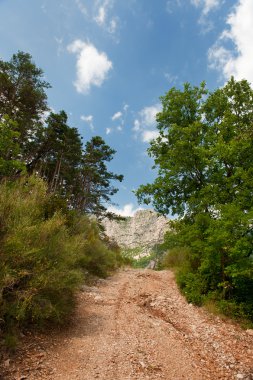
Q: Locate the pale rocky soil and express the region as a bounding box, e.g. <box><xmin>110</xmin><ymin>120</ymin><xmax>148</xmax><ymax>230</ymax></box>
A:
<box><xmin>1</xmin><ymin>269</ymin><xmax>253</xmax><ymax>380</ymax></box>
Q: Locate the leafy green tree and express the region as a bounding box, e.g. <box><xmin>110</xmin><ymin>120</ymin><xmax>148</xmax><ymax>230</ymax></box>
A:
<box><xmin>0</xmin><ymin>51</ymin><xmax>50</xmax><ymax>163</ymax></box>
<box><xmin>73</xmin><ymin>136</ymin><xmax>123</xmax><ymax>218</ymax></box>
<box><xmin>0</xmin><ymin>52</ymin><xmax>123</xmax><ymax>219</ymax></box>
<box><xmin>35</xmin><ymin>111</ymin><xmax>83</xmax><ymax>196</ymax></box>
<box><xmin>136</xmin><ymin>82</ymin><xmax>209</xmax><ymax>215</ymax></box>
<box><xmin>0</xmin><ymin>116</ymin><xmax>25</xmax><ymax>179</ymax></box>
<box><xmin>137</xmin><ymin>78</ymin><xmax>253</xmax><ymax>321</ymax></box>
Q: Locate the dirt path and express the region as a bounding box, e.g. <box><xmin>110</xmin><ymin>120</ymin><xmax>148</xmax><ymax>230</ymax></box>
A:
<box><xmin>1</xmin><ymin>269</ymin><xmax>253</xmax><ymax>380</ymax></box>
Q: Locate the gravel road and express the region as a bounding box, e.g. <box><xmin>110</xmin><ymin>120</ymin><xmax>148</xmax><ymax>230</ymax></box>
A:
<box><xmin>1</xmin><ymin>269</ymin><xmax>253</xmax><ymax>379</ymax></box>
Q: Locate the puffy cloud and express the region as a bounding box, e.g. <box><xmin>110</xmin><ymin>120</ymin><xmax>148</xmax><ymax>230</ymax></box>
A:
<box><xmin>81</xmin><ymin>115</ymin><xmax>93</xmax><ymax>122</ymax></box>
<box><xmin>208</xmin><ymin>0</ymin><xmax>253</xmax><ymax>84</ymax></box>
<box><xmin>80</xmin><ymin>114</ymin><xmax>94</xmax><ymax>130</ymax></box>
<box><xmin>106</xmin><ymin>127</ymin><xmax>112</xmax><ymax>135</ymax></box>
<box><xmin>133</xmin><ymin>104</ymin><xmax>161</xmax><ymax>143</ymax></box>
<box><xmin>67</xmin><ymin>39</ymin><xmax>113</xmax><ymax>94</ymax></box>
<box><xmin>142</xmin><ymin>130</ymin><xmax>159</xmax><ymax>143</ymax></box>
<box><xmin>107</xmin><ymin>203</ymin><xmax>144</xmax><ymax>217</ymax></box>
<box><xmin>111</xmin><ymin>111</ymin><xmax>122</xmax><ymax>121</ymax></box>
<box><xmin>139</xmin><ymin>105</ymin><xmax>160</xmax><ymax>128</ymax></box>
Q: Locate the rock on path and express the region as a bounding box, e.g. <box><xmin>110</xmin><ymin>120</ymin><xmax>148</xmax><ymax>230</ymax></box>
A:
<box><xmin>1</xmin><ymin>269</ymin><xmax>253</xmax><ymax>379</ymax></box>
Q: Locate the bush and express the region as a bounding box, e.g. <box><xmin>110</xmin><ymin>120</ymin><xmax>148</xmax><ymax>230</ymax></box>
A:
<box><xmin>0</xmin><ymin>176</ymin><xmax>124</xmax><ymax>343</ymax></box>
<box><xmin>0</xmin><ymin>177</ymin><xmax>83</xmax><ymax>332</ymax></box>
<box><xmin>176</xmin><ymin>270</ymin><xmax>207</xmax><ymax>306</ymax></box>
<box><xmin>216</xmin><ymin>300</ymin><xmax>253</xmax><ymax>325</ymax></box>
<box><xmin>162</xmin><ymin>247</ymin><xmax>191</xmax><ymax>268</ymax></box>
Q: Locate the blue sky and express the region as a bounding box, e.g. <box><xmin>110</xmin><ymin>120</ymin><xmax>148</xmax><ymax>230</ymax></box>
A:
<box><xmin>1</xmin><ymin>0</ymin><xmax>253</xmax><ymax>216</ymax></box>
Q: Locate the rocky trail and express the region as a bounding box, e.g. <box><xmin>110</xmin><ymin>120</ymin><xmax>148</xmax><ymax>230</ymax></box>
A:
<box><xmin>1</xmin><ymin>269</ymin><xmax>253</xmax><ymax>380</ymax></box>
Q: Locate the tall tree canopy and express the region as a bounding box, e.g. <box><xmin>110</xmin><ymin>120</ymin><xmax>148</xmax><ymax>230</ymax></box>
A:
<box><xmin>0</xmin><ymin>52</ymin><xmax>125</xmax><ymax>341</ymax></box>
<box><xmin>74</xmin><ymin>136</ymin><xmax>124</xmax><ymax>217</ymax></box>
<box><xmin>0</xmin><ymin>51</ymin><xmax>50</xmax><ymax>162</ymax></box>
<box><xmin>137</xmin><ymin>78</ymin><xmax>253</xmax><ymax>217</ymax></box>
<box><xmin>136</xmin><ymin>78</ymin><xmax>253</xmax><ymax>320</ymax></box>
<box><xmin>0</xmin><ymin>52</ymin><xmax>123</xmax><ymax>219</ymax></box>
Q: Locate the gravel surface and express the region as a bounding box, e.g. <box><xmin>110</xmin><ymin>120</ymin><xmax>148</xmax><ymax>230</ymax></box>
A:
<box><xmin>1</xmin><ymin>269</ymin><xmax>253</xmax><ymax>379</ymax></box>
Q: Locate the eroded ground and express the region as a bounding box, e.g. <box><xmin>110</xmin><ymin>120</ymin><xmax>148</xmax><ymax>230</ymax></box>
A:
<box><xmin>1</xmin><ymin>269</ymin><xmax>253</xmax><ymax>380</ymax></box>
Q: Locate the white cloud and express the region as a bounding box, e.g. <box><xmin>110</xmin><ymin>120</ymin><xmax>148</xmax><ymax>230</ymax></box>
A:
<box><xmin>81</xmin><ymin>114</ymin><xmax>94</xmax><ymax>130</ymax></box>
<box><xmin>107</xmin><ymin>203</ymin><xmax>144</xmax><ymax>217</ymax></box>
<box><xmin>81</xmin><ymin>115</ymin><xmax>93</xmax><ymax>122</ymax></box>
<box><xmin>93</xmin><ymin>0</ymin><xmax>118</xmax><ymax>36</ymax></box>
<box><xmin>142</xmin><ymin>130</ymin><xmax>159</xmax><ymax>143</ymax></box>
<box><xmin>133</xmin><ymin>104</ymin><xmax>161</xmax><ymax>143</ymax></box>
<box><xmin>75</xmin><ymin>0</ymin><xmax>119</xmax><ymax>39</ymax></box>
<box><xmin>135</xmin><ymin>104</ymin><xmax>161</xmax><ymax>141</ymax></box>
<box><xmin>95</xmin><ymin>5</ymin><xmax>106</xmax><ymax>26</ymax></box>
<box><xmin>133</xmin><ymin>119</ymin><xmax>140</xmax><ymax>132</ymax></box>
<box><xmin>208</xmin><ymin>0</ymin><xmax>253</xmax><ymax>84</ymax></box>
<box><xmin>111</xmin><ymin>111</ymin><xmax>122</xmax><ymax>121</ymax></box>
<box><xmin>67</xmin><ymin>39</ymin><xmax>113</xmax><ymax>94</ymax></box>
<box><xmin>191</xmin><ymin>0</ymin><xmax>223</xmax><ymax>32</ymax></box>
<box><xmin>191</xmin><ymin>0</ymin><xmax>220</xmax><ymax>15</ymax></box>
<box><xmin>140</xmin><ymin>104</ymin><xmax>161</xmax><ymax>127</ymax></box>
<box><xmin>109</xmin><ymin>104</ymin><xmax>129</xmax><ymax>133</ymax></box>
<box><xmin>106</xmin><ymin>127</ymin><xmax>112</xmax><ymax>135</ymax></box>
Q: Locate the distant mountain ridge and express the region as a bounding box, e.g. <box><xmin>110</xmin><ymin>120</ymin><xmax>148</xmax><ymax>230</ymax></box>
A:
<box><xmin>102</xmin><ymin>210</ymin><xmax>170</xmax><ymax>258</ymax></box>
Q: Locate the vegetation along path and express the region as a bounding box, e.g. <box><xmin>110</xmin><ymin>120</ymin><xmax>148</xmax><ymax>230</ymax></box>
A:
<box><xmin>2</xmin><ymin>269</ymin><xmax>253</xmax><ymax>380</ymax></box>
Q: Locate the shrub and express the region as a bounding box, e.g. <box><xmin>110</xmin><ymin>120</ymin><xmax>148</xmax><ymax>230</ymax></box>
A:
<box><xmin>0</xmin><ymin>177</ymin><xmax>83</xmax><ymax>332</ymax></box>
<box><xmin>0</xmin><ymin>176</ymin><xmax>124</xmax><ymax>343</ymax></box>
<box><xmin>162</xmin><ymin>247</ymin><xmax>191</xmax><ymax>268</ymax></box>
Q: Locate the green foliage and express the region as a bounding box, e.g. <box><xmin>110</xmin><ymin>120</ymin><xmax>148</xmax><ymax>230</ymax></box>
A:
<box><xmin>0</xmin><ymin>51</ymin><xmax>50</xmax><ymax>163</ymax></box>
<box><xmin>132</xmin><ymin>253</ymin><xmax>155</xmax><ymax>269</ymax></box>
<box><xmin>121</xmin><ymin>246</ymin><xmax>161</xmax><ymax>269</ymax></box>
<box><xmin>0</xmin><ymin>177</ymin><xmax>82</xmax><ymax>329</ymax></box>
<box><xmin>0</xmin><ymin>116</ymin><xmax>26</xmax><ymax>179</ymax></box>
<box><xmin>162</xmin><ymin>247</ymin><xmax>191</xmax><ymax>268</ymax></box>
<box><xmin>73</xmin><ymin>136</ymin><xmax>124</xmax><ymax>218</ymax></box>
<box><xmin>0</xmin><ymin>177</ymin><xmax>124</xmax><ymax>343</ymax></box>
<box><xmin>137</xmin><ymin>78</ymin><xmax>253</xmax><ymax>323</ymax></box>
<box><xmin>0</xmin><ymin>51</ymin><xmax>125</xmax><ymax>347</ymax></box>
<box><xmin>0</xmin><ymin>52</ymin><xmax>123</xmax><ymax>219</ymax></box>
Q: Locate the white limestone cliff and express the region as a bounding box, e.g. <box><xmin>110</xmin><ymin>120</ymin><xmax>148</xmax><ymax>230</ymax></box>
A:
<box><xmin>102</xmin><ymin>210</ymin><xmax>170</xmax><ymax>258</ymax></box>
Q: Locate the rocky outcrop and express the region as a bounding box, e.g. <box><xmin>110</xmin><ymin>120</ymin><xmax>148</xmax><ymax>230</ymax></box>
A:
<box><xmin>102</xmin><ymin>210</ymin><xmax>170</xmax><ymax>257</ymax></box>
